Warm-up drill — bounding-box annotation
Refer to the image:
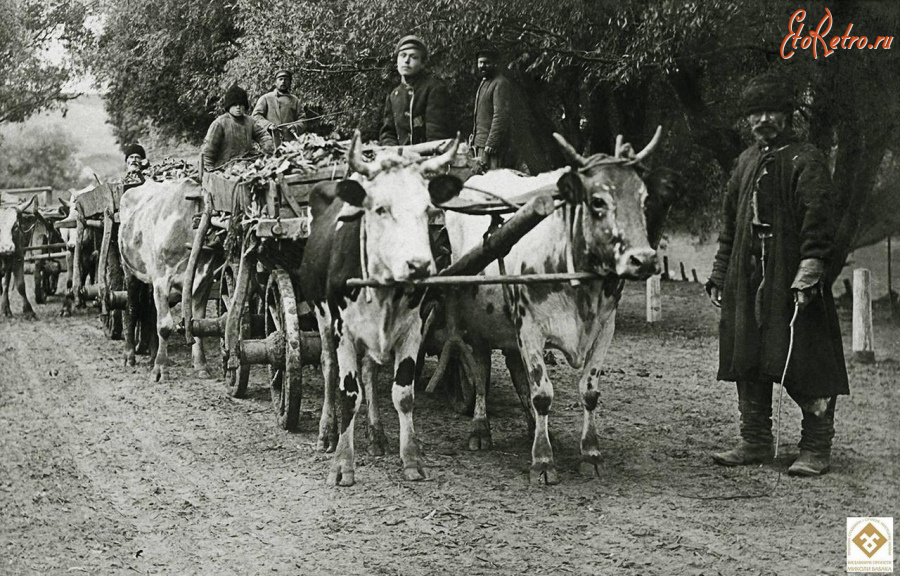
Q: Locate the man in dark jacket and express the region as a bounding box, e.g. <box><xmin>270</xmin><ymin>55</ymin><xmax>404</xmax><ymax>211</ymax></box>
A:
<box><xmin>202</xmin><ymin>85</ymin><xmax>273</xmax><ymax>170</ymax></box>
<box><xmin>706</xmin><ymin>73</ymin><xmax>849</xmax><ymax>477</ymax></box>
<box><xmin>471</xmin><ymin>48</ymin><xmax>513</xmax><ymax>174</ymax></box>
<box><xmin>379</xmin><ymin>35</ymin><xmax>454</xmax><ymax>146</ymax></box>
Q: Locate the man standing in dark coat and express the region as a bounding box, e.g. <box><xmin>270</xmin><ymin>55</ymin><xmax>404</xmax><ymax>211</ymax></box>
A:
<box><xmin>706</xmin><ymin>72</ymin><xmax>849</xmax><ymax>476</ymax></box>
<box><xmin>471</xmin><ymin>47</ymin><xmax>512</xmax><ymax>174</ymax></box>
<box><xmin>252</xmin><ymin>69</ymin><xmax>305</xmax><ymax>142</ymax></box>
<box><xmin>202</xmin><ymin>85</ymin><xmax>273</xmax><ymax>170</ymax></box>
<box><xmin>379</xmin><ymin>35</ymin><xmax>454</xmax><ymax>146</ymax></box>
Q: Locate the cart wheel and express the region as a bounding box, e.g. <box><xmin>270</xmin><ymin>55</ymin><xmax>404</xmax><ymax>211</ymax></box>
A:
<box><xmin>265</xmin><ymin>269</ymin><xmax>302</xmax><ymax>431</ymax></box>
<box><xmin>218</xmin><ymin>264</ymin><xmax>250</xmax><ymax>398</ymax></box>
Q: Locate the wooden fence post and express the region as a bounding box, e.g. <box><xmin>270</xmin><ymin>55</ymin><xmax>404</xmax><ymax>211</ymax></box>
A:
<box><xmin>852</xmin><ymin>268</ymin><xmax>876</xmax><ymax>363</ymax></box>
<box><xmin>646</xmin><ymin>275</ymin><xmax>661</xmax><ymax>322</ymax></box>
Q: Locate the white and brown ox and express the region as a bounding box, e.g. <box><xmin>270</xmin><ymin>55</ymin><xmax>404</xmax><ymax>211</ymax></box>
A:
<box><xmin>298</xmin><ymin>133</ymin><xmax>462</xmax><ymax>486</ymax></box>
<box><xmin>118</xmin><ymin>178</ymin><xmax>221</xmax><ymax>381</ymax></box>
<box><xmin>445</xmin><ymin>128</ymin><xmax>668</xmax><ymax>484</ymax></box>
<box><xmin>0</xmin><ymin>196</ymin><xmax>37</xmax><ymax>319</ymax></box>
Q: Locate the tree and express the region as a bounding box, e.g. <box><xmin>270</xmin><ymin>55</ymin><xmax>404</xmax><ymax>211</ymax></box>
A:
<box><xmin>0</xmin><ymin>0</ymin><xmax>93</xmax><ymax>124</ymax></box>
<box><xmin>91</xmin><ymin>0</ymin><xmax>241</xmax><ymax>145</ymax></box>
<box><xmin>0</xmin><ymin>124</ymin><xmax>86</xmax><ymax>190</ymax></box>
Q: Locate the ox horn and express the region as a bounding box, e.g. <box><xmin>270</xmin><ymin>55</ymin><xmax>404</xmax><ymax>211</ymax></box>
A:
<box><xmin>631</xmin><ymin>125</ymin><xmax>663</xmax><ymax>164</ymax></box>
<box><xmin>552</xmin><ymin>133</ymin><xmax>587</xmax><ymax>167</ymax></box>
<box><xmin>347</xmin><ymin>130</ymin><xmax>379</xmax><ymax>178</ymax></box>
<box><xmin>16</xmin><ymin>195</ymin><xmax>36</xmax><ymax>215</ymax></box>
<box><xmin>418</xmin><ymin>133</ymin><xmax>460</xmax><ymax>173</ymax></box>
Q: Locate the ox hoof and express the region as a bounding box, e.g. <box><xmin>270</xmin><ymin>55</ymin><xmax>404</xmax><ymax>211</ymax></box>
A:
<box><xmin>529</xmin><ymin>463</ymin><xmax>560</xmax><ymax>486</ymax></box>
<box><xmin>150</xmin><ymin>366</ymin><xmax>165</xmax><ymax>383</ymax></box>
<box><xmin>579</xmin><ymin>460</ymin><xmax>602</xmax><ymax>478</ymax></box>
<box><xmin>317</xmin><ymin>434</ymin><xmax>338</xmax><ymax>454</ymax></box>
<box><xmin>22</xmin><ymin>312</ymin><xmax>37</xmax><ymax>321</ymax></box>
<box><xmin>403</xmin><ymin>465</ymin><xmax>426</xmax><ymax>481</ymax></box>
<box><xmin>2</xmin><ymin>308</ymin><xmax>11</xmax><ymax>317</ymax></box>
<box><xmin>468</xmin><ymin>428</ymin><xmax>493</xmax><ymax>451</ymax></box>
<box><xmin>327</xmin><ymin>464</ymin><xmax>355</xmax><ymax>487</ymax></box>
<box><xmin>195</xmin><ymin>369</ymin><xmax>212</xmax><ymax>380</ymax></box>
<box><xmin>367</xmin><ymin>428</ymin><xmax>389</xmax><ymax>456</ymax></box>
<box><xmin>59</xmin><ymin>310</ymin><xmax>71</xmax><ymax>318</ymax></box>
<box><xmin>124</xmin><ymin>354</ymin><xmax>136</xmax><ymax>367</ymax></box>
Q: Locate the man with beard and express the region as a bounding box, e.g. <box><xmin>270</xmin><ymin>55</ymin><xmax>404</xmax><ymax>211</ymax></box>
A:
<box><xmin>471</xmin><ymin>47</ymin><xmax>514</xmax><ymax>175</ymax></box>
<box><xmin>706</xmin><ymin>72</ymin><xmax>849</xmax><ymax>476</ymax></box>
<box><xmin>252</xmin><ymin>69</ymin><xmax>305</xmax><ymax>142</ymax></box>
<box><xmin>379</xmin><ymin>35</ymin><xmax>454</xmax><ymax>146</ymax></box>
<box><xmin>202</xmin><ymin>85</ymin><xmax>273</xmax><ymax>170</ymax></box>
<box><xmin>122</xmin><ymin>144</ymin><xmax>147</xmax><ymax>189</ymax></box>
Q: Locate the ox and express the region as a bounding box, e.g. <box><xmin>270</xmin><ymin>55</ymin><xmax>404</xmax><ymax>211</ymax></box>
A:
<box><xmin>298</xmin><ymin>133</ymin><xmax>462</xmax><ymax>486</ymax></box>
<box><xmin>118</xmin><ymin>178</ymin><xmax>221</xmax><ymax>381</ymax></box>
<box><xmin>445</xmin><ymin>129</ymin><xmax>671</xmax><ymax>484</ymax></box>
<box><xmin>0</xmin><ymin>196</ymin><xmax>37</xmax><ymax>319</ymax></box>
<box><xmin>57</xmin><ymin>186</ymin><xmax>101</xmax><ymax>316</ymax></box>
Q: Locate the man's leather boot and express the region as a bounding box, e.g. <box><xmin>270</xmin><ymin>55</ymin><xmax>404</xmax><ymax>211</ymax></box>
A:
<box><xmin>713</xmin><ymin>381</ymin><xmax>774</xmax><ymax>466</ymax></box>
<box><xmin>789</xmin><ymin>397</ymin><xmax>835</xmax><ymax>476</ymax></box>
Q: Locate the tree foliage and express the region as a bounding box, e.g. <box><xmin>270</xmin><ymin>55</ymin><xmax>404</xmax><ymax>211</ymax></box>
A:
<box><xmin>0</xmin><ymin>0</ymin><xmax>93</xmax><ymax>124</ymax></box>
<box><xmin>0</xmin><ymin>124</ymin><xmax>86</xmax><ymax>190</ymax></box>
<box><xmin>93</xmin><ymin>0</ymin><xmax>900</xmax><ymax>258</ymax></box>
<box><xmin>91</xmin><ymin>0</ymin><xmax>241</xmax><ymax>145</ymax></box>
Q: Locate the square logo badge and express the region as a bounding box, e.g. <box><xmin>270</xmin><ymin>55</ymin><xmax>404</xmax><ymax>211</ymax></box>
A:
<box><xmin>848</xmin><ymin>517</ymin><xmax>893</xmax><ymax>573</ymax></box>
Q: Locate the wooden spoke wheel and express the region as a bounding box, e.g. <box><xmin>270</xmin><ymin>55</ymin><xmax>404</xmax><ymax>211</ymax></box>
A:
<box><xmin>265</xmin><ymin>269</ymin><xmax>302</xmax><ymax>431</ymax></box>
<box><xmin>218</xmin><ymin>264</ymin><xmax>250</xmax><ymax>398</ymax></box>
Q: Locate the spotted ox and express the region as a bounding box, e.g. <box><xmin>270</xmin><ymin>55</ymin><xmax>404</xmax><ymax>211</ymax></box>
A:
<box><xmin>0</xmin><ymin>196</ymin><xmax>37</xmax><ymax>319</ymax></box>
<box><xmin>445</xmin><ymin>128</ymin><xmax>671</xmax><ymax>484</ymax></box>
<box><xmin>118</xmin><ymin>178</ymin><xmax>222</xmax><ymax>381</ymax></box>
<box><xmin>298</xmin><ymin>132</ymin><xmax>462</xmax><ymax>486</ymax></box>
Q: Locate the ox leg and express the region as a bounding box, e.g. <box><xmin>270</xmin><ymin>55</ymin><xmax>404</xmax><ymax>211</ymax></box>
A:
<box><xmin>190</xmin><ymin>268</ymin><xmax>215</xmax><ymax>378</ymax></box>
<box><xmin>150</xmin><ymin>279</ymin><xmax>174</xmax><ymax>382</ymax></box>
<box><xmin>392</xmin><ymin>332</ymin><xmax>426</xmax><ymax>481</ymax></box>
<box><xmin>1</xmin><ymin>265</ymin><xmax>12</xmax><ymax>316</ymax></box>
<box><xmin>516</xmin><ymin>328</ymin><xmax>557</xmax><ymax>485</ymax></box>
<box><xmin>468</xmin><ymin>346</ymin><xmax>493</xmax><ymax>451</ymax></box>
<box><xmin>123</xmin><ymin>274</ymin><xmax>140</xmax><ymax>367</ymax></box>
<box><xmin>15</xmin><ymin>260</ymin><xmax>36</xmax><ymax>320</ymax></box>
<box><xmin>503</xmin><ymin>348</ymin><xmax>537</xmax><ymax>437</ymax></box>
<box><xmin>329</xmin><ymin>321</ymin><xmax>363</xmax><ymax>487</ymax></box>
<box><xmin>578</xmin><ymin>315</ymin><xmax>616</xmax><ymax>478</ymax></box>
<box><xmin>363</xmin><ymin>357</ymin><xmax>389</xmax><ymax>456</ymax></box>
<box><xmin>60</xmin><ymin>252</ymin><xmax>74</xmax><ymax>317</ymax></box>
<box><xmin>315</xmin><ymin>307</ymin><xmax>338</xmax><ymax>453</ymax></box>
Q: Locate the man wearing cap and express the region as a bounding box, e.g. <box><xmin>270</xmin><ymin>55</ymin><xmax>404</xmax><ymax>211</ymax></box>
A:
<box><xmin>706</xmin><ymin>72</ymin><xmax>849</xmax><ymax>476</ymax></box>
<box><xmin>252</xmin><ymin>69</ymin><xmax>305</xmax><ymax>141</ymax></box>
<box><xmin>202</xmin><ymin>85</ymin><xmax>273</xmax><ymax>170</ymax></box>
<box><xmin>379</xmin><ymin>35</ymin><xmax>454</xmax><ymax>146</ymax></box>
<box><xmin>123</xmin><ymin>144</ymin><xmax>147</xmax><ymax>189</ymax></box>
<box><xmin>471</xmin><ymin>48</ymin><xmax>514</xmax><ymax>174</ymax></box>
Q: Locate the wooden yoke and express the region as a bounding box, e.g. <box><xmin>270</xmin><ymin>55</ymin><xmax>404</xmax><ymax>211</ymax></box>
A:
<box><xmin>183</xmin><ymin>188</ymin><xmax>213</xmax><ymax>344</ymax></box>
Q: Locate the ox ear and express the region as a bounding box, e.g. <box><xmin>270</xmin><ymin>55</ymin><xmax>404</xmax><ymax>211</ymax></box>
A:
<box><xmin>336</xmin><ymin>180</ymin><xmax>367</xmax><ymax>207</ymax></box>
<box><xmin>556</xmin><ymin>170</ymin><xmax>585</xmax><ymax>205</ymax></box>
<box><xmin>428</xmin><ymin>175</ymin><xmax>462</xmax><ymax>206</ymax></box>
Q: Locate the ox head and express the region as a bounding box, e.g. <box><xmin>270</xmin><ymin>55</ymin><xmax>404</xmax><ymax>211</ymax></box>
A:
<box><xmin>0</xmin><ymin>196</ymin><xmax>35</xmax><ymax>256</ymax></box>
<box><xmin>552</xmin><ymin>127</ymin><xmax>664</xmax><ymax>280</ymax></box>
<box><xmin>338</xmin><ymin>131</ymin><xmax>463</xmax><ymax>282</ymax></box>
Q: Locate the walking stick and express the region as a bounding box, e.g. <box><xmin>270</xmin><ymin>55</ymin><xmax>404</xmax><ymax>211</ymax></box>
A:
<box><xmin>774</xmin><ymin>302</ymin><xmax>800</xmax><ymax>459</ymax></box>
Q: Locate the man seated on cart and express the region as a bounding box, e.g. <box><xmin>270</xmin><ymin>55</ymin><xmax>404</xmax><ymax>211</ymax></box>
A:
<box><xmin>123</xmin><ymin>143</ymin><xmax>147</xmax><ymax>190</ymax></box>
<box><xmin>202</xmin><ymin>85</ymin><xmax>274</xmax><ymax>170</ymax></box>
<box><xmin>251</xmin><ymin>69</ymin><xmax>305</xmax><ymax>143</ymax></box>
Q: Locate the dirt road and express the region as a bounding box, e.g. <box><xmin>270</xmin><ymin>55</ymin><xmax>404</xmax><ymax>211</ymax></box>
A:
<box><xmin>1</xmin><ymin>280</ymin><xmax>897</xmax><ymax>575</ymax></box>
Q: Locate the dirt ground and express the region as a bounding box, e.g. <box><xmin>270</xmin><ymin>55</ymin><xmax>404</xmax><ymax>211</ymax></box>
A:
<box><xmin>1</xmin><ymin>276</ymin><xmax>897</xmax><ymax>576</ymax></box>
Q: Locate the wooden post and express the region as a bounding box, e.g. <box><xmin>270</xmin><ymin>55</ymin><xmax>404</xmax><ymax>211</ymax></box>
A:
<box><xmin>852</xmin><ymin>268</ymin><xmax>876</xmax><ymax>363</ymax></box>
<box><xmin>72</xmin><ymin>216</ymin><xmax>84</xmax><ymax>307</ymax></box>
<box><xmin>679</xmin><ymin>262</ymin><xmax>688</xmax><ymax>281</ymax></box>
<box><xmin>663</xmin><ymin>255</ymin><xmax>670</xmax><ymax>280</ymax></box>
<box><xmin>646</xmin><ymin>276</ymin><xmax>661</xmax><ymax>322</ymax></box>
